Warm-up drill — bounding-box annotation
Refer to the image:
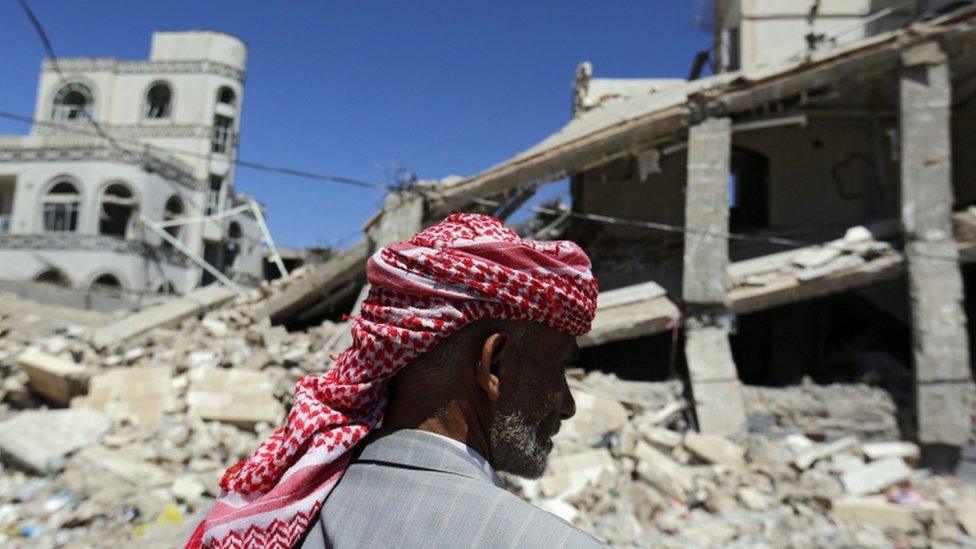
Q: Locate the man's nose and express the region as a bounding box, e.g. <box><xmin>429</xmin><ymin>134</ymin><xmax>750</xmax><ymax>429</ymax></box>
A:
<box><xmin>559</xmin><ymin>379</ymin><xmax>576</xmax><ymax>420</ymax></box>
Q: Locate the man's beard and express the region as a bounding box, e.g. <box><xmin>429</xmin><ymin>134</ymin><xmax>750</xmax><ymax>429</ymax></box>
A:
<box><xmin>488</xmin><ymin>394</ymin><xmax>560</xmax><ymax>479</ymax></box>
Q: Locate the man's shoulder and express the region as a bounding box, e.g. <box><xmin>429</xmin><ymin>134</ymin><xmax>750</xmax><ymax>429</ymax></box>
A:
<box><xmin>316</xmin><ymin>461</ymin><xmax>605</xmax><ymax>548</ymax></box>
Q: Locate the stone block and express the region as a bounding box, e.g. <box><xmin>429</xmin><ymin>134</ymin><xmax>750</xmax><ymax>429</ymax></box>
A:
<box><xmin>831</xmin><ymin>496</ymin><xmax>922</xmax><ymax>531</ymax></box>
<box><xmin>560</xmin><ymin>390</ymin><xmax>628</xmax><ymax>440</ymax></box>
<box><xmin>840</xmin><ymin>457</ymin><xmax>912</xmax><ymax>496</ymax></box>
<box><xmin>538</xmin><ymin>448</ymin><xmax>615</xmax><ymax>498</ymax></box>
<box><xmin>0</xmin><ymin>409</ymin><xmax>109</xmax><ymax>472</ymax></box>
<box><xmin>80</xmin><ymin>446</ymin><xmax>172</xmax><ymax>487</ymax></box>
<box><xmin>71</xmin><ymin>366</ymin><xmax>172</xmax><ymax>426</ymax></box>
<box><xmin>634</xmin><ymin>440</ymin><xmax>693</xmax><ymax>499</ymax></box>
<box><xmin>861</xmin><ymin>441</ymin><xmax>920</xmax><ymax>462</ymax></box>
<box><xmin>683</xmin><ymin>432</ymin><xmax>746</xmax><ymax>468</ymax></box>
<box><xmin>794</xmin><ymin>436</ymin><xmax>857</xmax><ymax>470</ymax></box>
<box><xmin>949</xmin><ymin>499</ymin><xmax>976</xmax><ymax>537</ymax></box>
<box><xmin>17</xmin><ymin>349</ymin><xmax>89</xmax><ymax>405</ymax></box>
<box><xmin>187</xmin><ymin>368</ymin><xmax>282</xmax><ymax>427</ymax></box>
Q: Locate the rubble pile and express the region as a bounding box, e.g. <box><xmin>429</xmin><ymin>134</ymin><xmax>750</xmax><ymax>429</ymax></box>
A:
<box><xmin>508</xmin><ymin>371</ymin><xmax>976</xmax><ymax>548</ymax></box>
<box><xmin>0</xmin><ymin>275</ymin><xmax>972</xmax><ymax>546</ymax></box>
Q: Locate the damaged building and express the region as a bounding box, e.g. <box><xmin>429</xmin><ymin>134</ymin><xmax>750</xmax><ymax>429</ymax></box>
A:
<box><xmin>0</xmin><ymin>30</ymin><xmax>266</xmax><ymax>309</ymax></box>
<box><xmin>267</xmin><ymin>1</ymin><xmax>976</xmax><ymax>462</ymax></box>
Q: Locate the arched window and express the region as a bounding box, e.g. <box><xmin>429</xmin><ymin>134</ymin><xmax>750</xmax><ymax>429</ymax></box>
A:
<box><xmin>217</xmin><ymin>86</ymin><xmax>236</xmax><ymax>106</ymax></box>
<box><xmin>99</xmin><ymin>183</ymin><xmax>137</xmax><ymax>238</ymax></box>
<box><xmin>162</xmin><ymin>195</ymin><xmax>184</xmax><ymax>246</ymax></box>
<box><xmin>91</xmin><ymin>273</ymin><xmax>122</xmax><ymax>290</ymax></box>
<box><xmin>145</xmin><ymin>83</ymin><xmax>172</xmax><ymax>119</ymax></box>
<box><xmin>51</xmin><ymin>83</ymin><xmax>93</xmax><ymax>122</ymax></box>
<box><xmin>155</xmin><ymin>279</ymin><xmax>176</xmax><ymax>295</ymax></box>
<box><xmin>42</xmin><ymin>181</ymin><xmax>81</xmax><ymax>232</ymax></box>
<box><xmin>35</xmin><ymin>268</ymin><xmax>70</xmax><ymax>287</ymax></box>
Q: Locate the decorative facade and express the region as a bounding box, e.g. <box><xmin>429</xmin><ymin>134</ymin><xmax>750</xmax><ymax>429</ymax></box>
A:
<box><xmin>0</xmin><ymin>30</ymin><xmax>264</xmax><ymax>298</ymax></box>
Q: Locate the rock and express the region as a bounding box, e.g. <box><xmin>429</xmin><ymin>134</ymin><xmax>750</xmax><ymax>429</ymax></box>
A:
<box><xmin>71</xmin><ymin>366</ymin><xmax>172</xmax><ymax>426</ymax></box>
<box><xmin>843</xmin><ymin>226</ymin><xmax>873</xmax><ymax>244</ymax></box>
<box><xmin>201</xmin><ymin>318</ymin><xmax>229</xmax><ymax>338</ymax></box>
<box><xmin>831</xmin><ymin>496</ymin><xmax>927</xmax><ymax>531</ymax></box>
<box><xmin>170</xmin><ymin>475</ymin><xmax>206</xmax><ymax>503</ymax></box>
<box><xmin>794</xmin><ymin>436</ymin><xmax>858</xmax><ymax>470</ymax></box>
<box><xmin>948</xmin><ymin>499</ymin><xmax>976</xmax><ymax>537</ymax></box>
<box><xmin>187</xmin><ymin>368</ymin><xmax>282</xmax><ymax>428</ymax></box>
<box><xmin>683</xmin><ymin>432</ymin><xmax>746</xmax><ymax>468</ymax></box>
<box><xmin>643</xmin><ymin>427</ymin><xmax>683</xmax><ymax>448</ymax></box>
<box><xmin>538</xmin><ymin>448</ymin><xmax>615</xmax><ymax>498</ymax></box>
<box><xmin>860</xmin><ymin>441</ymin><xmax>920</xmax><ymax>462</ymax></box>
<box><xmin>738</xmin><ymin>487</ymin><xmax>769</xmax><ymax>511</ymax></box>
<box><xmin>560</xmin><ymin>390</ymin><xmax>628</xmax><ymax>440</ymax></box>
<box><xmin>634</xmin><ymin>441</ymin><xmax>693</xmax><ymax>499</ymax></box>
<box><xmin>0</xmin><ymin>409</ymin><xmax>110</xmax><ymax>472</ymax></box>
<box><xmin>17</xmin><ymin>349</ymin><xmax>90</xmax><ymax>405</ymax></box>
<box><xmin>840</xmin><ymin>457</ymin><xmax>912</xmax><ymax>496</ymax></box>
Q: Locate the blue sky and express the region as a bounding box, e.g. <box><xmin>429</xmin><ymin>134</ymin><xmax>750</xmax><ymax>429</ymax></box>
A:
<box><xmin>0</xmin><ymin>1</ymin><xmax>711</xmax><ymax>248</ymax></box>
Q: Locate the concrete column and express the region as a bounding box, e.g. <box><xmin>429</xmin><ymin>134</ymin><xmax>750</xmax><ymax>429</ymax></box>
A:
<box><xmin>899</xmin><ymin>41</ymin><xmax>975</xmax><ymax>450</ymax></box>
<box><xmin>682</xmin><ymin>117</ymin><xmax>747</xmax><ymax>437</ymax></box>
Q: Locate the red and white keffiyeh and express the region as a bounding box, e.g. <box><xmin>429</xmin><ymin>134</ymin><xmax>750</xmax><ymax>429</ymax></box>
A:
<box><xmin>187</xmin><ymin>213</ymin><xmax>599</xmax><ymax>548</ymax></box>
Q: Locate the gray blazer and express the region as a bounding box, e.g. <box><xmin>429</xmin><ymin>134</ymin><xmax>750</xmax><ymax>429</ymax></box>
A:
<box><xmin>300</xmin><ymin>429</ymin><xmax>608</xmax><ymax>548</ymax></box>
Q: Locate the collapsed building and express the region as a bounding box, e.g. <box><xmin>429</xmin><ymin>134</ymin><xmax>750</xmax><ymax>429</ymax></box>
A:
<box><xmin>0</xmin><ymin>31</ymin><xmax>269</xmax><ymax>311</ymax></box>
<box><xmin>265</xmin><ymin>1</ymin><xmax>976</xmax><ymax>464</ymax></box>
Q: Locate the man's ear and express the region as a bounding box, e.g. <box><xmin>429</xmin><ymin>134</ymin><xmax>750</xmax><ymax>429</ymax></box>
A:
<box><xmin>475</xmin><ymin>332</ymin><xmax>513</xmax><ymax>402</ymax></box>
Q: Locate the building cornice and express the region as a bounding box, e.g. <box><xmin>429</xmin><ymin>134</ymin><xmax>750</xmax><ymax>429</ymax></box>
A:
<box><xmin>0</xmin><ymin>144</ymin><xmax>201</xmax><ymax>190</ymax></box>
<box><xmin>35</xmin><ymin>123</ymin><xmax>215</xmax><ymax>140</ymax></box>
<box><xmin>0</xmin><ymin>233</ymin><xmax>193</xmax><ymax>267</ymax></box>
<box><xmin>44</xmin><ymin>58</ymin><xmax>245</xmax><ymax>83</ymax></box>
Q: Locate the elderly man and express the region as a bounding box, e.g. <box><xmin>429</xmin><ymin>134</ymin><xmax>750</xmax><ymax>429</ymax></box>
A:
<box><xmin>188</xmin><ymin>213</ymin><xmax>606</xmax><ymax>548</ymax></box>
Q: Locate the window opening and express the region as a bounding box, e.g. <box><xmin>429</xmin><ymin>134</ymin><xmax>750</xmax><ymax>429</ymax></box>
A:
<box><xmin>51</xmin><ymin>83</ymin><xmax>93</xmax><ymax>122</ymax></box>
<box><xmin>145</xmin><ymin>83</ymin><xmax>172</xmax><ymax>119</ymax></box>
<box><xmin>99</xmin><ymin>183</ymin><xmax>136</xmax><ymax>238</ymax></box>
<box><xmin>43</xmin><ymin>181</ymin><xmax>81</xmax><ymax>232</ymax></box>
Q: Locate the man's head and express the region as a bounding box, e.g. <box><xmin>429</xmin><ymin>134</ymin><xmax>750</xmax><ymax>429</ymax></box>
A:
<box><xmin>386</xmin><ymin>319</ymin><xmax>579</xmax><ymax>478</ymax></box>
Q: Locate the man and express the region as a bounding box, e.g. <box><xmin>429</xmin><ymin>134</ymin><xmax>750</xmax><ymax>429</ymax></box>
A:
<box><xmin>188</xmin><ymin>213</ymin><xmax>605</xmax><ymax>548</ymax></box>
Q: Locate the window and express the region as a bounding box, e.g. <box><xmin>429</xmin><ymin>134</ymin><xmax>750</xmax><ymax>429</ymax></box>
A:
<box><xmin>91</xmin><ymin>273</ymin><xmax>122</xmax><ymax>290</ymax></box>
<box><xmin>217</xmin><ymin>86</ymin><xmax>236</xmax><ymax>106</ymax></box>
<box><xmin>42</xmin><ymin>181</ymin><xmax>81</xmax><ymax>232</ymax></box>
<box><xmin>51</xmin><ymin>83</ymin><xmax>93</xmax><ymax>122</ymax></box>
<box><xmin>162</xmin><ymin>195</ymin><xmax>184</xmax><ymax>246</ymax></box>
<box><xmin>155</xmin><ymin>279</ymin><xmax>176</xmax><ymax>295</ymax></box>
<box><xmin>99</xmin><ymin>183</ymin><xmax>137</xmax><ymax>238</ymax></box>
<box><xmin>145</xmin><ymin>83</ymin><xmax>172</xmax><ymax>119</ymax></box>
<box><xmin>212</xmin><ymin>115</ymin><xmax>233</xmax><ymax>154</ymax></box>
<box><xmin>729</xmin><ymin>148</ymin><xmax>770</xmax><ymax>231</ymax></box>
<box><xmin>205</xmin><ymin>175</ymin><xmax>223</xmax><ymax>215</ymax></box>
<box><xmin>35</xmin><ymin>268</ymin><xmax>70</xmax><ymax>287</ymax></box>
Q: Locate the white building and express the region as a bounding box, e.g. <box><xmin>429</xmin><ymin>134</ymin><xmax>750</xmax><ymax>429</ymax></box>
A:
<box><xmin>0</xmin><ymin>30</ymin><xmax>265</xmax><ymax>304</ymax></box>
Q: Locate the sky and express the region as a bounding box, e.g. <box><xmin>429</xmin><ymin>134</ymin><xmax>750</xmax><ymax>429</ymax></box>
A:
<box><xmin>0</xmin><ymin>1</ymin><xmax>712</xmax><ymax>249</ymax></box>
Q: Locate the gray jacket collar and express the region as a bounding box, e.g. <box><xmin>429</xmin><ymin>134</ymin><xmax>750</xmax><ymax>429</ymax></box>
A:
<box><xmin>354</xmin><ymin>428</ymin><xmax>504</xmax><ymax>488</ymax></box>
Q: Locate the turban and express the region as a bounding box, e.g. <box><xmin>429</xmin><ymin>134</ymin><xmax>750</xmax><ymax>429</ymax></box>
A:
<box><xmin>188</xmin><ymin>213</ymin><xmax>599</xmax><ymax>548</ymax></box>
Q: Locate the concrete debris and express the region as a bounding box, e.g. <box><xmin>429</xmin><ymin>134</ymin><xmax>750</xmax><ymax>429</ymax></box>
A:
<box><xmin>840</xmin><ymin>457</ymin><xmax>912</xmax><ymax>496</ymax></box>
<box><xmin>187</xmin><ymin>368</ymin><xmax>282</xmax><ymax>428</ymax></box>
<box><xmin>16</xmin><ymin>349</ymin><xmax>90</xmax><ymax>405</ymax></box>
<box><xmin>0</xmin><ymin>279</ymin><xmax>973</xmax><ymax>546</ymax></box>
<box><xmin>71</xmin><ymin>366</ymin><xmax>172</xmax><ymax>426</ymax></box>
<box><xmin>0</xmin><ymin>410</ymin><xmax>110</xmax><ymax>472</ymax></box>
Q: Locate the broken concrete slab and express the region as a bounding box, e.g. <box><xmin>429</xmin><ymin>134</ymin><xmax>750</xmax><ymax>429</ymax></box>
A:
<box><xmin>558</xmin><ymin>390</ymin><xmax>628</xmax><ymax>441</ymax></box>
<box><xmin>794</xmin><ymin>436</ymin><xmax>858</xmax><ymax>470</ymax></box>
<box><xmin>949</xmin><ymin>499</ymin><xmax>976</xmax><ymax>537</ymax></box>
<box><xmin>683</xmin><ymin>432</ymin><xmax>746</xmax><ymax>469</ymax></box>
<box><xmin>831</xmin><ymin>496</ymin><xmax>925</xmax><ymax>531</ymax></box>
<box><xmin>861</xmin><ymin>441</ymin><xmax>920</xmax><ymax>462</ymax></box>
<box><xmin>17</xmin><ymin>349</ymin><xmax>90</xmax><ymax>405</ymax></box>
<box><xmin>80</xmin><ymin>446</ymin><xmax>172</xmax><ymax>488</ymax></box>
<box><xmin>90</xmin><ymin>284</ymin><xmax>236</xmax><ymax>349</ymax></box>
<box><xmin>634</xmin><ymin>440</ymin><xmax>693</xmax><ymax>500</ymax></box>
<box><xmin>187</xmin><ymin>368</ymin><xmax>282</xmax><ymax>428</ymax></box>
<box><xmin>595</xmin><ymin>281</ymin><xmax>666</xmax><ymax>309</ymax></box>
<box><xmin>538</xmin><ymin>448</ymin><xmax>615</xmax><ymax>498</ymax></box>
<box><xmin>792</xmin><ymin>247</ymin><xmax>842</xmax><ymax>269</ymax></box>
<box><xmin>840</xmin><ymin>457</ymin><xmax>912</xmax><ymax>496</ymax></box>
<box><xmin>0</xmin><ymin>409</ymin><xmax>110</xmax><ymax>472</ymax></box>
<box><xmin>580</xmin><ymin>293</ymin><xmax>679</xmax><ymax>348</ymax></box>
<box><xmin>71</xmin><ymin>366</ymin><xmax>172</xmax><ymax>426</ymax></box>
